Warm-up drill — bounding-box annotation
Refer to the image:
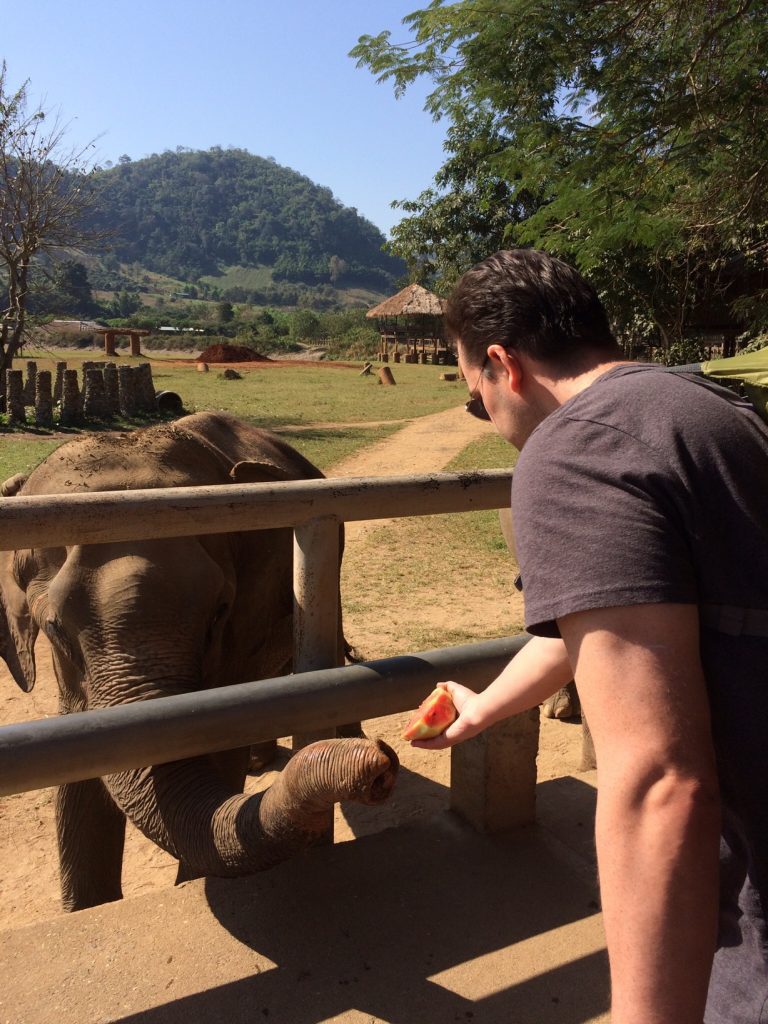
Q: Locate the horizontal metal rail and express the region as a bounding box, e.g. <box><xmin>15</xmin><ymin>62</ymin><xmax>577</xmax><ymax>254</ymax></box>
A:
<box><xmin>0</xmin><ymin>470</ymin><xmax>514</xmax><ymax>551</ymax></box>
<box><xmin>0</xmin><ymin>636</ymin><xmax>529</xmax><ymax>797</ymax></box>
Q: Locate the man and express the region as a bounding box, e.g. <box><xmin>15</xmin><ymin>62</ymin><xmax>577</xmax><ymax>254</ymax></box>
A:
<box><xmin>414</xmin><ymin>249</ymin><xmax>768</xmax><ymax>1023</ymax></box>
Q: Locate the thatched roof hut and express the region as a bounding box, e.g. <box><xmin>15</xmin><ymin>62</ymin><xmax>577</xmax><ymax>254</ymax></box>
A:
<box><xmin>366</xmin><ymin>283</ymin><xmax>446</xmax><ymax>319</ymax></box>
<box><xmin>367</xmin><ymin>284</ymin><xmax>453</xmax><ymax>364</ymax></box>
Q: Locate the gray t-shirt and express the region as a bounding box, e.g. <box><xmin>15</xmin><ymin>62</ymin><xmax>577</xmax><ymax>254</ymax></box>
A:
<box><xmin>512</xmin><ymin>364</ymin><xmax>768</xmax><ymax>1023</ymax></box>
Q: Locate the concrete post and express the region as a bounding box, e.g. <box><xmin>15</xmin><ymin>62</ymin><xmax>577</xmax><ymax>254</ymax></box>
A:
<box><xmin>292</xmin><ymin>515</ymin><xmax>341</xmax><ymax>842</ymax></box>
<box><xmin>83</xmin><ymin>369</ymin><xmax>108</xmax><ymax>420</ymax></box>
<box><xmin>118</xmin><ymin>365</ymin><xmax>137</xmax><ymax>417</ymax></box>
<box><xmin>103</xmin><ymin>363</ymin><xmax>120</xmax><ymax>416</ymax></box>
<box><xmin>135</xmin><ymin>363</ymin><xmax>157</xmax><ymax>413</ymax></box>
<box><xmin>60</xmin><ymin>370</ymin><xmax>81</xmax><ymax>427</ymax></box>
<box><xmin>6</xmin><ymin>370</ymin><xmax>25</xmax><ymax>425</ymax></box>
<box><xmin>104</xmin><ymin>332</ymin><xmax>117</xmax><ymax>357</ymax></box>
<box><xmin>34</xmin><ymin>370</ymin><xmax>53</xmax><ymax>428</ymax></box>
<box><xmin>53</xmin><ymin>362</ymin><xmax>67</xmax><ymax>404</ymax></box>
<box><xmin>450</xmin><ymin>706</ymin><xmax>540</xmax><ymax>832</ymax></box>
<box><xmin>130</xmin><ymin>333</ymin><xmax>141</xmax><ymax>357</ymax></box>
<box><xmin>79</xmin><ymin>362</ymin><xmax>94</xmax><ymax>414</ymax></box>
<box><xmin>23</xmin><ymin>361</ymin><xmax>37</xmax><ymax>406</ymax></box>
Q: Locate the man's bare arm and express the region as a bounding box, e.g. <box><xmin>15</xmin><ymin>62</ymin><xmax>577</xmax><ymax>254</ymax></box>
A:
<box><xmin>559</xmin><ymin>603</ymin><xmax>720</xmax><ymax>1024</ymax></box>
<box><xmin>410</xmin><ymin>633</ymin><xmax>573</xmax><ymax>749</ymax></box>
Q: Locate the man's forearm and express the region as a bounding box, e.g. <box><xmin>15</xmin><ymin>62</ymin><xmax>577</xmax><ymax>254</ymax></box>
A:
<box><xmin>597</xmin><ymin>770</ymin><xmax>721</xmax><ymax>1024</ymax></box>
<box><xmin>472</xmin><ymin>634</ymin><xmax>573</xmax><ymax>727</ymax></box>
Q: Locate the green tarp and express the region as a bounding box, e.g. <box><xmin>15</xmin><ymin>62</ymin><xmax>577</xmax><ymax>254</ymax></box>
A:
<box><xmin>702</xmin><ymin>347</ymin><xmax>768</xmax><ymax>385</ymax></box>
<box><xmin>701</xmin><ymin>348</ymin><xmax>768</xmax><ymax>423</ymax></box>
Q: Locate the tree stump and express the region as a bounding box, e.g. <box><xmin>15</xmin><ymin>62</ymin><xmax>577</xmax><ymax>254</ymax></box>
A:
<box><xmin>439</xmin><ymin>372</ymin><xmax>458</xmax><ymax>382</ymax></box>
<box><xmin>379</xmin><ymin>366</ymin><xmax>396</xmax><ymax>386</ymax></box>
<box><xmin>196</xmin><ymin>362</ymin><xmax>209</xmax><ymax>373</ymax></box>
<box><xmin>34</xmin><ymin>370</ymin><xmax>53</xmax><ymax>428</ymax></box>
<box><xmin>359</xmin><ymin>363</ymin><xmax>373</xmax><ymax>376</ymax></box>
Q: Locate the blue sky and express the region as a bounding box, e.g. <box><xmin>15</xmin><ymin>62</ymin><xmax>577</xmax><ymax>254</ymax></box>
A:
<box><xmin>2</xmin><ymin>0</ymin><xmax>445</xmax><ymax>238</ymax></box>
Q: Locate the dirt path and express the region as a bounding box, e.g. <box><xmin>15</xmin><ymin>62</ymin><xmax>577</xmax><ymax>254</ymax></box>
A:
<box><xmin>0</xmin><ymin>405</ymin><xmax>584</xmax><ymax>929</ymax></box>
<box><xmin>330</xmin><ymin>404</ymin><xmax>492</xmax><ymax>541</ymax></box>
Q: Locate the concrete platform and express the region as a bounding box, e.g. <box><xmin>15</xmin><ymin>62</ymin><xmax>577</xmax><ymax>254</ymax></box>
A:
<box><xmin>0</xmin><ymin>782</ymin><xmax>609</xmax><ymax>1024</ymax></box>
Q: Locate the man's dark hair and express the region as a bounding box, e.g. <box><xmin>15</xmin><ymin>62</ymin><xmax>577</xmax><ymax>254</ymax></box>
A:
<box><xmin>446</xmin><ymin>249</ymin><xmax>620</xmax><ymax>374</ymax></box>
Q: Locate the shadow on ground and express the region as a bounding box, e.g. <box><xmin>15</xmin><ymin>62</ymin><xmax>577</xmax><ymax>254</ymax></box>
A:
<box><xmin>117</xmin><ymin>806</ymin><xmax>608</xmax><ymax>1024</ymax></box>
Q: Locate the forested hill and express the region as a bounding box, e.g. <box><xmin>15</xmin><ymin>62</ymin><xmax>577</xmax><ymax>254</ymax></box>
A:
<box><xmin>88</xmin><ymin>147</ymin><xmax>403</xmax><ymax>289</ymax></box>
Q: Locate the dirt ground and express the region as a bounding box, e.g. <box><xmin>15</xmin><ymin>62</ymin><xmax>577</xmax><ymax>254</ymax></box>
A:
<box><xmin>0</xmin><ymin>405</ymin><xmax>586</xmax><ymax>929</ymax></box>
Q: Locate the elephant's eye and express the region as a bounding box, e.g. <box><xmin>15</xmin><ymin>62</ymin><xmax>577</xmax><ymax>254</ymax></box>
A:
<box><xmin>43</xmin><ymin>617</ymin><xmax>64</xmax><ymax>645</ymax></box>
<box><xmin>212</xmin><ymin>603</ymin><xmax>229</xmax><ymax>625</ymax></box>
<box><xmin>43</xmin><ymin>617</ymin><xmax>82</xmax><ymax>666</ymax></box>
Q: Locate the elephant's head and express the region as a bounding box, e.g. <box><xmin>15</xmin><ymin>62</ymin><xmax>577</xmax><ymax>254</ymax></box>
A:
<box><xmin>0</xmin><ymin>415</ymin><xmax>384</xmax><ymax>904</ymax></box>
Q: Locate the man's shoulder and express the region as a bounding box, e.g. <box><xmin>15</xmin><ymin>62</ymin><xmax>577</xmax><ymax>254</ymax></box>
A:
<box><xmin>527</xmin><ymin>363</ymin><xmax>753</xmax><ymax>457</ymax></box>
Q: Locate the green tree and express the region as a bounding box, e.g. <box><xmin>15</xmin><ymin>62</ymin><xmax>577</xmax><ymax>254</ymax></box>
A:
<box><xmin>352</xmin><ymin>1</ymin><xmax>768</xmax><ymax>345</ymax></box>
<box><xmin>110</xmin><ymin>290</ymin><xmax>142</xmax><ymax>317</ymax></box>
<box><xmin>290</xmin><ymin>308</ymin><xmax>322</xmax><ymax>341</ymax></box>
<box><xmin>217</xmin><ymin>300</ymin><xmax>235</xmax><ymax>323</ymax></box>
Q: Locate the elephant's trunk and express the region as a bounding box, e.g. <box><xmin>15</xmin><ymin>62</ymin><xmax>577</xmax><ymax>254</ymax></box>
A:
<box><xmin>103</xmin><ymin>738</ymin><xmax>398</xmax><ymax>877</ymax></box>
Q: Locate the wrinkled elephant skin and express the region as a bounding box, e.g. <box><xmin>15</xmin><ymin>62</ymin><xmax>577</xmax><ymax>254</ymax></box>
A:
<box><xmin>0</xmin><ymin>412</ymin><xmax>388</xmax><ymax>911</ymax></box>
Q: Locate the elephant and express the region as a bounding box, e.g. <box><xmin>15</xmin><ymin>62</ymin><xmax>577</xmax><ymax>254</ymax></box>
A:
<box><xmin>498</xmin><ymin>507</ymin><xmax>596</xmax><ymax>770</ymax></box>
<box><xmin>0</xmin><ymin>411</ymin><xmax>398</xmax><ymax>911</ymax></box>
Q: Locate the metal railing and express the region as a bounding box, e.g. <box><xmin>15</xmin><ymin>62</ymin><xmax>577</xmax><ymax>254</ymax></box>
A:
<box><xmin>0</xmin><ymin>469</ymin><xmax>538</xmax><ymax>831</ymax></box>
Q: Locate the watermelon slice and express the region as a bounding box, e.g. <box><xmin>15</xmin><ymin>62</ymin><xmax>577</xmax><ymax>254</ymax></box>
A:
<box><xmin>402</xmin><ymin>687</ymin><xmax>457</xmax><ymax>741</ymax></box>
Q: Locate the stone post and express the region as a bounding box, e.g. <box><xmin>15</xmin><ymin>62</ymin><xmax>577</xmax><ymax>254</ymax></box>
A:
<box><xmin>79</xmin><ymin>361</ymin><xmax>95</xmax><ymax>413</ymax></box>
<box><xmin>135</xmin><ymin>363</ymin><xmax>157</xmax><ymax>413</ymax></box>
<box><xmin>6</xmin><ymin>370</ymin><xmax>25</xmax><ymax>425</ymax></box>
<box><xmin>83</xmin><ymin>368</ymin><xmax>108</xmax><ymax>420</ymax></box>
<box><xmin>103</xmin><ymin>363</ymin><xmax>120</xmax><ymax>417</ymax></box>
<box><xmin>104</xmin><ymin>331</ymin><xmax>117</xmax><ymax>357</ymax></box>
<box><xmin>53</xmin><ymin>362</ymin><xmax>67</xmax><ymax>404</ymax></box>
<box><xmin>129</xmin><ymin>333</ymin><xmax>142</xmax><ymax>357</ymax></box>
<box><xmin>24</xmin><ymin>361</ymin><xmax>37</xmax><ymax>406</ymax></box>
<box><xmin>118</xmin><ymin>365</ymin><xmax>137</xmax><ymax>417</ymax></box>
<box><xmin>34</xmin><ymin>371</ymin><xmax>54</xmax><ymax>428</ymax></box>
<box><xmin>60</xmin><ymin>370</ymin><xmax>81</xmax><ymax>427</ymax></box>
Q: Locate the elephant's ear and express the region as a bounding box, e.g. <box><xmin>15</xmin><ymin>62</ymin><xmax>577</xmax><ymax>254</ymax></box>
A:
<box><xmin>230</xmin><ymin>461</ymin><xmax>294</xmax><ymax>484</ymax></box>
<box><xmin>0</xmin><ymin>552</ymin><xmax>38</xmax><ymax>692</ymax></box>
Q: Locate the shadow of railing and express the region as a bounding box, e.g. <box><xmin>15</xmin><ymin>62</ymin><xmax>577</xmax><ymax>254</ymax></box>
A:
<box><xmin>114</xmin><ymin>813</ymin><xmax>609</xmax><ymax>1024</ymax></box>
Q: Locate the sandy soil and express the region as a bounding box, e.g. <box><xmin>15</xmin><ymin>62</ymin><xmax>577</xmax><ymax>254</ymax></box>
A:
<box><xmin>0</xmin><ymin>406</ymin><xmax>585</xmax><ymax>929</ymax></box>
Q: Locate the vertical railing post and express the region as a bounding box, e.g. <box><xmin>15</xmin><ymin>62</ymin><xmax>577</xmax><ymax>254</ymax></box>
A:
<box><xmin>291</xmin><ymin>515</ymin><xmax>341</xmax><ymax>844</ymax></box>
<box><xmin>291</xmin><ymin>514</ymin><xmax>341</xmax><ymax>749</ymax></box>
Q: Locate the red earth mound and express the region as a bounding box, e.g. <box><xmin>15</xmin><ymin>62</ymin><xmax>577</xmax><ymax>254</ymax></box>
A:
<box><xmin>196</xmin><ymin>344</ymin><xmax>271</xmax><ymax>363</ymax></box>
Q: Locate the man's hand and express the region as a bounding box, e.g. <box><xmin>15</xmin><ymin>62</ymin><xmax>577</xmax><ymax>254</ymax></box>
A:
<box><xmin>409</xmin><ymin>681</ymin><xmax>485</xmax><ymax>749</ymax></box>
<box><xmin>407</xmin><ymin>634</ymin><xmax>574</xmax><ymax>751</ymax></box>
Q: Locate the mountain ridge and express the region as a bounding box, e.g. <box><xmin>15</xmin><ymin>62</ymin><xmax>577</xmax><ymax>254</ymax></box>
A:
<box><xmin>87</xmin><ymin>147</ymin><xmax>404</xmax><ymax>294</ymax></box>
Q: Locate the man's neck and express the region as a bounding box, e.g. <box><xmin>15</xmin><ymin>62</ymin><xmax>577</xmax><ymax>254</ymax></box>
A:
<box><xmin>544</xmin><ymin>360</ymin><xmax>632</xmax><ymax>409</ymax></box>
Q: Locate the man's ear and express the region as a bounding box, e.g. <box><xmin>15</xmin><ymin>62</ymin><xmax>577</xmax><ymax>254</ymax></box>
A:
<box><xmin>487</xmin><ymin>344</ymin><xmax>524</xmax><ymax>394</ymax></box>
